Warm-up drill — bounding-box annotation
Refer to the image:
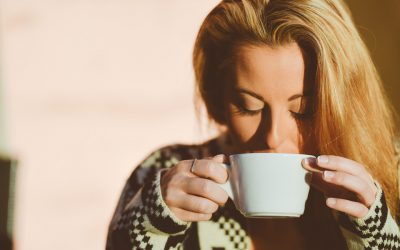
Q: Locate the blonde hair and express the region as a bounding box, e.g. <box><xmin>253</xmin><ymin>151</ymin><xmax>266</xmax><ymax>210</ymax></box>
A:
<box><xmin>193</xmin><ymin>0</ymin><xmax>399</xmax><ymax>216</ymax></box>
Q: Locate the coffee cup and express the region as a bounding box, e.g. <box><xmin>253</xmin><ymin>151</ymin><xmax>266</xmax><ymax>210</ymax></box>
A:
<box><xmin>219</xmin><ymin>153</ymin><xmax>314</xmax><ymax>218</ymax></box>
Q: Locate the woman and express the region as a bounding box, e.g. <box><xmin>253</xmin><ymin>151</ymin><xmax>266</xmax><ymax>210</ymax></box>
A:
<box><xmin>106</xmin><ymin>0</ymin><xmax>400</xmax><ymax>249</ymax></box>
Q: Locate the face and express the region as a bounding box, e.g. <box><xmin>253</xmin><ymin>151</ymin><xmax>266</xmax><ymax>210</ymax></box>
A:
<box><xmin>224</xmin><ymin>43</ymin><xmax>315</xmax><ymax>154</ymax></box>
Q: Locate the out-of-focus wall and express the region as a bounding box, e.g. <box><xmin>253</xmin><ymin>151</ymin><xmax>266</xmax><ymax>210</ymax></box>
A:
<box><xmin>347</xmin><ymin>0</ymin><xmax>400</xmax><ymax>115</ymax></box>
<box><xmin>0</xmin><ymin>1</ymin><xmax>219</xmax><ymax>249</ymax></box>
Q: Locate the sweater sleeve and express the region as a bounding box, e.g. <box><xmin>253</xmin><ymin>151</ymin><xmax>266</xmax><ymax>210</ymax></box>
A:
<box><xmin>337</xmin><ymin>182</ymin><xmax>400</xmax><ymax>250</ymax></box>
<box><xmin>106</xmin><ymin>149</ymin><xmax>192</xmax><ymax>250</ymax></box>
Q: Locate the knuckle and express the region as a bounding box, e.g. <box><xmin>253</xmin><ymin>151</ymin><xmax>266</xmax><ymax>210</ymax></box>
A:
<box><xmin>342</xmin><ymin>201</ymin><xmax>352</xmax><ymax>211</ymax></box>
<box><xmin>163</xmin><ymin>180</ymin><xmax>184</xmax><ymax>199</ymax></box>
<box><xmin>205</xmin><ymin>162</ymin><xmax>214</xmax><ymax>176</ymax></box>
<box><xmin>215</xmin><ymin>166</ymin><xmax>227</xmax><ymax>183</ymax></box>
<box><xmin>223</xmin><ymin>169</ymin><xmax>229</xmax><ymax>181</ymax></box>
<box><xmin>195</xmin><ymin>200</ymin><xmax>208</xmax><ymax>213</ymax></box>
<box><xmin>178</xmin><ymin>160</ymin><xmax>191</xmax><ymax>170</ymax></box>
<box><xmin>223</xmin><ymin>193</ymin><xmax>229</xmax><ymax>203</ymax></box>
<box><xmin>216</xmin><ymin>189</ymin><xmax>229</xmax><ymax>205</ymax></box>
<box><xmin>354</xmin><ymin>165</ymin><xmax>364</xmax><ymax>176</ymax></box>
<box><xmin>182</xmin><ymin>159</ymin><xmax>192</xmax><ymax>165</ymax></box>
<box><xmin>326</xmin><ymin>155</ymin><xmax>335</xmax><ymax>165</ymax></box>
<box><xmin>334</xmin><ymin>173</ymin><xmax>344</xmax><ymax>184</ymax></box>
<box><xmin>166</xmin><ymin>177</ymin><xmax>177</xmax><ymax>190</ymax></box>
<box><xmin>361</xmin><ymin>182</ymin><xmax>369</xmax><ymax>194</ymax></box>
<box><xmin>212</xmin><ymin>165</ymin><xmax>226</xmax><ymax>183</ymax></box>
<box><xmin>219</xmin><ymin>192</ymin><xmax>229</xmax><ymax>204</ymax></box>
<box><xmin>171</xmin><ymin>173</ymin><xmax>185</xmax><ymax>184</ymax></box>
<box><xmin>356</xmin><ymin>180</ymin><xmax>372</xmax><ymax>196</ymax></box>
<box><xmin>362</xmin><ymin>207</ymin><xmax>369</xmax><ymax>216</ymax></box>
<box><xmin>198</xmin><ymin>213</ymin><xmax>212</xmax><ymax>221</ymax></box>
<box><xmin>332</xmin><ymin>156</ymin><xmax>345</xmax><ymax>167</ymax></box>
<box><xmin>210</xmin><ymin>203</ymin><xmax>219</xmax><ymax>213</ymax></box>
<box><xmin>200</xmin><ymin>180</ymin><xmax>211</xmax><ymax>194</ymax></box>
<box><xmin>163</xmin><ymin>191</ymin><xmax>174</xmax><ymax>205</ymax></box>
<box><xmin>211</xmin><ymin>154</ymin><xmax>223</xmax><ymax>162</ymax></box>
<box><xmin>362</xmin><ymin>188</ymin><xmax>374</xmax><ymax>204</ymax></box>
<box><xmin>161</xmin><ymin>169</ymin><xmax>173</xmax><ymax>183</ymax></box>
<box><xmin>170</xmin><ymin>208</ymin><xmax>180</xmax><ymax>218</ymax></box>
<box><xmin>358</xmin><ymin>206</ymin><xmax>369</xmax><ymax>217</ymax></box>
<box><xmin>357</xmin><ymin>164</ymin><xmax>365</xmax><ymax>171</ymax></box>
<box><xmin>366</xmin><ymin>197</ymin><xmax>375</xmax><ymax>207</ymax></box>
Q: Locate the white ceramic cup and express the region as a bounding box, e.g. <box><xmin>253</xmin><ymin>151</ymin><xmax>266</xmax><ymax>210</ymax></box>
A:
<box><xmin>219</xmin><ymin>153</ymin><xmax>315</xmax><ymax>218</ymax></box>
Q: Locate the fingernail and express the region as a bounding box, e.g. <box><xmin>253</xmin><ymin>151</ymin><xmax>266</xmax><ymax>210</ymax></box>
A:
<box><xmin>317</xmin><ymin>155</ymin><xmax>328</xmax><ymax>164</ymax></box>
<box><xmin>323</xmin><ymin>171</ymin><xmax>335</xmax><ymax>179</ymax></box>
<box><xmin>326</xmin><ymin>198</ymin><xmax>336</xmax><ymax>207</ymax></box>
<box><xmin>303</xmin><ymin>157</ymin><xmax>316</xmax><ymax>165</ymax></box>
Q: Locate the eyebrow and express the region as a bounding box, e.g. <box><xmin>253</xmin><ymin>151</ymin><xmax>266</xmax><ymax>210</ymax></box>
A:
<box><xmin>236</xmin><ymin>88</ymin><xmax>309</xmax><ymax>102</ymax></box>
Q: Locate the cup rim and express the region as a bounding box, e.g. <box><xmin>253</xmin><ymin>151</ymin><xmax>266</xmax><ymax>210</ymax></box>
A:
<box><xmin>229</xmin><ymin>152</ymin><xmax>316</xmax><ymax>158</ymax></box>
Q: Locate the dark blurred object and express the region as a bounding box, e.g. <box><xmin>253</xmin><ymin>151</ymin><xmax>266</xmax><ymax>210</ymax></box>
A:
<box><xmin>0</xmin><ymin>234</ymin><xmax>12</xmax><ymax>250</ymax></box>
<box><xmin>347</xmin><ymin>0</ymin><xmax>400</xmax><ymax>115</ymax></box>
<box><xmin>0</xmin><ymin>156</ymin><xmax>17</xmax><ymax>250</ymax></box>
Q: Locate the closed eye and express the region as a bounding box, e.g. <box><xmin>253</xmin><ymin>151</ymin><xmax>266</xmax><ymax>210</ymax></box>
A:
<box><xmin>290</xmin><ymin>111</ymin><xmax>312</xmax><ymax>120</ymax></box>
<box><xmin>234</xmin><ymin>105</ymin><xmax>312</xmax><ymax>120</ymax></box>
<box><xmin>233</xmin><ymin>106</ymin><xmax>262</xmax><ymax>116</ymax></box>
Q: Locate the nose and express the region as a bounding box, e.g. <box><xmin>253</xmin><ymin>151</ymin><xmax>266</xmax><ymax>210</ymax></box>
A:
<box><xmin>264</xmin><ymin>108</ymin><xmax>285</xmax><ymax>149</ymax></box>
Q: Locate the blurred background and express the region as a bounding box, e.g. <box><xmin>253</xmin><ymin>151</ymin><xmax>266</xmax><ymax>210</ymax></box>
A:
<box><xmin>0</xmin><ymin>0</ymin><xmax>399</xmax><ymax>249</ymax></box>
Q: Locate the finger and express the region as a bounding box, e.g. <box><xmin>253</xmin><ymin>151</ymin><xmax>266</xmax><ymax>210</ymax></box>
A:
<box><xmin>322</xmin><ymin>171</ymin><xmax>376</xmax><ymax>207</ymax></box>
<box><xmin>190</xmin><ymin>159</ymin><xmax>228</xmax><ymax>184</ymax></box>
<box><xmin>309</xmin><ymin>172</ymin><xmax>339</xmax><ymax>195</ymax></box>
<box><xmin>302</xmin><ymin>157</ymin><xmax>324</xmax><ymax>173</ymax></box>
<box><xmin>172</xmin><ymin>193</ymin><xmax>219</xmax><ymax>214</ymax></box>
<box><xmin>184</xmin><ymin>177</ymin><xmax>229</xmax><ymax>205</ymax></box>
<box><xmin>203</xmin><ymin>154</ymin><xmax>228</xmax><ymax>163</ymax></box>
<box><xmin>309</xmin><ymin>172</ymin><xmax>357</xmax><ymax>201</ymax></box>
<box><xmin>212</xmin><ymin>154</ymin><xmax>229</xmax><ymax>164</ymax></box>
<box><xmin>325</xmin><ymin>197</ymin><xmax>369</xmax><ymax>218</ymax></box>
<box><xmin>315</xmin><ymin>155</ymin><xmax>372</xmax><ymax>184</ymax></box>
<box><xmin>170</xmin><ymin>207</ymin><xmax>212</xmax><ymax>222</ymax></box>
<box><xmin>303</xmin><ymin>155</ymin><xmax>375</xmax><ymax>192</ymax></box>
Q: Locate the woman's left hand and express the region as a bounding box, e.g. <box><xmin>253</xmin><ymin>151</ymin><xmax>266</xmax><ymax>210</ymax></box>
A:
<box><xmin>302</xmin><ymin>155</ymin><xmax>377</xmax><ymax>218</ymax></box>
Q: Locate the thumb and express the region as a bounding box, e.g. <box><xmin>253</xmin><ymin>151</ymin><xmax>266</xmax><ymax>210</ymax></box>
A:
<box><xmin>213</xmin><ymin>154</ymin><xmax>228</xmax><ymax>163</ymax></box>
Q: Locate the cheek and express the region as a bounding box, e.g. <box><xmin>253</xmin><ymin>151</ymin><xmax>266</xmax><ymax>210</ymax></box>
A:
<box><xmin>229</xmin><ymin>115</ymin><xmax>261</xmax><ymax>142</ymax></box>
<box><xmin>297</xmin><ymin>120</ymin><xmax>317</xmax><ymax>154</ymax></box>
<box><xmin>289</xmin><ymin>122</ymin><xmax>301</xmax><ymax>147</ymax></box>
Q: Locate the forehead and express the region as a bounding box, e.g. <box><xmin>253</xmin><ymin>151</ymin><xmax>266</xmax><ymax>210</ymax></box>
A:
<box><xmin>234</xmin><ymin>43</ymin><xmax>306</xmax><ymax>100</ymax></box>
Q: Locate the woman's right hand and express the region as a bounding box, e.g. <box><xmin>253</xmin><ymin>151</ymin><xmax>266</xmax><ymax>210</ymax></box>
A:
<box><xmin>160</xmin><ymin>154</ymin><xmax>229</xmax><ymax>222</ymax></box>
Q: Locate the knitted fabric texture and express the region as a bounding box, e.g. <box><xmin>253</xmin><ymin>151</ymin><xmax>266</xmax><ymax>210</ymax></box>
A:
<box><xmin>106</xmin><ymin>139</ymin><xmax>400</xmax><ymax>250</ymax></box>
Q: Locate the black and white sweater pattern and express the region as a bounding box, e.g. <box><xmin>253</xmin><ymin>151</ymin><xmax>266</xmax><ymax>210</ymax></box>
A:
<box><xmin>106</xmin><ymin>139</ymin><xmax>400</xmax><ymax>250</ymax></box>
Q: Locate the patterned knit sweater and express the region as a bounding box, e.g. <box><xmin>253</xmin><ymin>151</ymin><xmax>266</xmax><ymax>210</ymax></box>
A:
<box><xmin>106</xmin><ymin>138</ymin><xmax>400</xmax><ymax>250</ymax></box>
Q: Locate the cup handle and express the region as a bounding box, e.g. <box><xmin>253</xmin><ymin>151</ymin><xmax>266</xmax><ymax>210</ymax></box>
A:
<box><xmin>218</xmin><ymin>163</ymin><xmax>234</xmax><ymax>201</ymax></box>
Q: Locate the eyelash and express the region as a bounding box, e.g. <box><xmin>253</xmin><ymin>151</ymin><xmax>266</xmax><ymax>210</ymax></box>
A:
<box><xmin>234</xmin><ymin>106</ymin><xmax>310</xmax><ymax>120</ymax></box>
<box><xmin>234</xmin><ymin>106</ymin><xmax>260</xmax><ymax>116</ymax></box>
<box><xmin>289</xmin><ymin>111</ymin><xmax>309</xmax><ymax>120</ymax></box>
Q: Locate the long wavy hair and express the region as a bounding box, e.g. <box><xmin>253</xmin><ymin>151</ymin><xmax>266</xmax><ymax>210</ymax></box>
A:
<box><xmin>193</xmin><ymin>0</ymin><xmax>399</xmax><ymax>217</ymax></box>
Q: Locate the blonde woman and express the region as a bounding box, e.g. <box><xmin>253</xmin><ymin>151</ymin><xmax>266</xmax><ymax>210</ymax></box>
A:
<box><xmin>106</xmin><ymin>0</ymin><xmax>400</xmax><ymax>249</ymax></box>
